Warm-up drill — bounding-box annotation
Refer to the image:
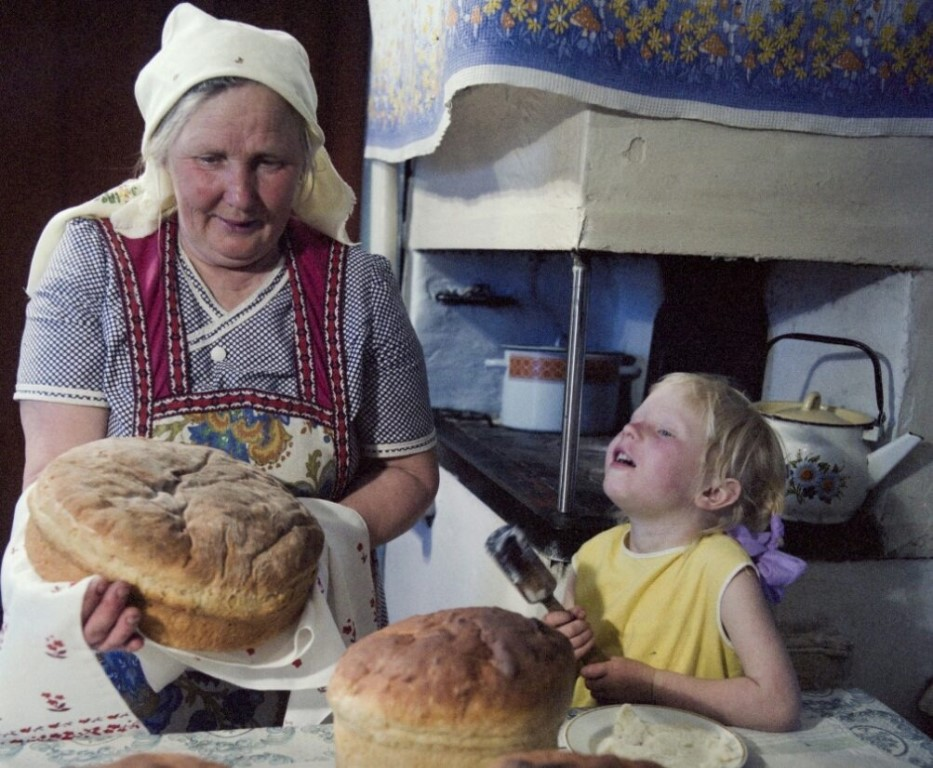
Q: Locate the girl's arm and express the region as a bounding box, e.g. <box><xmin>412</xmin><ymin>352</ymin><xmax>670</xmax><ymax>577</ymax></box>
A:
<box><xmin>583</xmin><ymin>567</ymin><xmax>800</xmax><ymax>731</ymax></box>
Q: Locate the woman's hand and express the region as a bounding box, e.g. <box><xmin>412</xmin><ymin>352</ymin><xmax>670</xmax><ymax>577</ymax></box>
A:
<box><xmin>81</xmin><ymin>577</ymin><xmax>144</xmax><ymax>653</ymax></box>
<box><xmin>579</xmin><ymin>655</ymin><xmax>656</xmax><ymax>705</ymax></box>
<box><xmin>542</xmin><ymin>605</ymin><xmax>596</xmax><ymax>661</ymax></box>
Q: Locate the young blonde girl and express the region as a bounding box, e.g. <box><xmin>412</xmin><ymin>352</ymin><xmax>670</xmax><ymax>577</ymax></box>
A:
<box><xmin>544</xmin><ymin>372</ymin><xmax>803</xmax><ymax>732</ymax></box>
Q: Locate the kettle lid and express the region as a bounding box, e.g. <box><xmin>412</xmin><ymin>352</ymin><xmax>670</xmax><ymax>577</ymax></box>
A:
<box><xmin>755</xmin><ymin>391</ymin><xmax>874</xmax><ymax>427</ymax></box>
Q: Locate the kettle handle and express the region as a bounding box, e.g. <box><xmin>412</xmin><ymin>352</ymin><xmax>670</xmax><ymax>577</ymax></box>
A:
<box><xmin>765</xmin><ymin>333</ymin><xmax>885</xmax><ymax>428</ymax></box>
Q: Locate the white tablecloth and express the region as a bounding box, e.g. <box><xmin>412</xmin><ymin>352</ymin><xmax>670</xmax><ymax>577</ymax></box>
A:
<box><xmin>736</xmin><ymin>688</ymin><xmax>933</xmax><ymax>767</ymax></box>
<box><xmin>0</xmin><ymin>689</ymin><xmax>930</xmax><ymax>767</ymax></box>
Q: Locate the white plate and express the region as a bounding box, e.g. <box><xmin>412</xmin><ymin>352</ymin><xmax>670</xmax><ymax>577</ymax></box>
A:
<box><xmin>562</xmin><ymin>704</ymin><xmax>747</xmax><ymax>768</ymax></box>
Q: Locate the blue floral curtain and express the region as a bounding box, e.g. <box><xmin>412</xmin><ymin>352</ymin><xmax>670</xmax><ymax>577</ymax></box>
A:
<box><xmin>366</xmin><ymin>0</ymin><xmax>933</xmax><ymax>161</ymax></box>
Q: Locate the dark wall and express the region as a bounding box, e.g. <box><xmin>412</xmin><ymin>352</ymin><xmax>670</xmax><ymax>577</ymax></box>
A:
<box><xmin>0</xmin><ymin>1</ymin><xmax>370</xmax><ymax>570</ymax></box>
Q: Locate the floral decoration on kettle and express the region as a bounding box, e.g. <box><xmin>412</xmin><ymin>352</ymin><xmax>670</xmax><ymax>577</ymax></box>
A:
<box><xmin>756</xmin><ymin>334</ymin><xmax>922</xmax><ymax>525</ymax></box>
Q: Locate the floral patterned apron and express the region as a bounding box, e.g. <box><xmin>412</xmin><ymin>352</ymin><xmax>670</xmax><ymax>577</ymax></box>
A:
<box><xmin>0</xmin><ymin>219</ymin><xmax>378</xmax><ymax>742</ymax></box>
<box><xmin>103</xmin><ymin>216</ymin><xmax>353</xmax><ymax>497</ymax></box>
<box><xmin>98</xmin><ymin>218</ymin><xmax>357</xmax><ymax>731</ymax></box>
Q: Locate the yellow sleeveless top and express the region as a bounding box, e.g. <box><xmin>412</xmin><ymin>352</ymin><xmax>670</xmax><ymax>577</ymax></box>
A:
<box><xmin>571</xmin><ymin>524</ymin><xmax>751</xmax><ymax>708</ymax></box>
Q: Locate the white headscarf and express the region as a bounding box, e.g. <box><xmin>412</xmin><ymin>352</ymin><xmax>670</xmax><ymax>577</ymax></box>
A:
<box><xmin>26</xmin><ymin>2</ymin><xmax>356</xmax><ymax>296</ymax></box>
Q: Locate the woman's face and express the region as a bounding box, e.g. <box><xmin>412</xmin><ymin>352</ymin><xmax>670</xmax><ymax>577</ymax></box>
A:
<box><xmin>166</xmin><ymin>82</ymin><xmax>306</xmax><ymax>272</ymax></box>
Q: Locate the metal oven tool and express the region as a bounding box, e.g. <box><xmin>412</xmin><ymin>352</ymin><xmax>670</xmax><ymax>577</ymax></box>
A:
<box><xmin>485</xmin><ymin>524</ymin><xmax>606</xmax><ymax>665</ymax></box>
<box><xmin>485</xmin><ymin>524</ymin><xmax>563</xmax><ymax>611</ymax></box>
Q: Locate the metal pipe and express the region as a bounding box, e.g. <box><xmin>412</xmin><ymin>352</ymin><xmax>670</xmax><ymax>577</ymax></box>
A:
<box><xmin>365</xmin><ymin>159</ymin><xmax>401</xmax><ymax>275</ymax></box>
<box><xmin>558</xmin><ymin>251</ymin><xmax>590</xmax><ymax>515</ymax></box>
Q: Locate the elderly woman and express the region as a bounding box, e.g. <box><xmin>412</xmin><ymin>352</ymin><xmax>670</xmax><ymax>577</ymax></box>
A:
<box><xmin>4</xmin><ymin>3</ymin><xmax>437</xmax><ymax>738</ymax></box>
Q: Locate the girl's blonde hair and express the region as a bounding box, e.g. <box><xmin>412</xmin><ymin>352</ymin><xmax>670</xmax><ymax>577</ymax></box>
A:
<box><xmin>653</xmin><ymin>372</ymin><xmax>786</xmax><ymax>532</ymax></box>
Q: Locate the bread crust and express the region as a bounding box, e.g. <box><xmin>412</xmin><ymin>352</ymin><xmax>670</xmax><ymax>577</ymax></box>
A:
<box><xmin>326</xmin><ymin>606</ymin><xmax>577</xmax><ymax>767</ymax></box>
<box><xmin>91</xmin><ymin>754</ymin><xmax>228</xmax><ymax>768</ymax></box>
<box><xmin>489</xmin><ymin>750</ymin><xmax>663</xmax><ymax>768</ymax></box>
<box><xmin>26</xmin><ymin>437</ymin><xmax>324</xmax><ymax>651</ymax></box>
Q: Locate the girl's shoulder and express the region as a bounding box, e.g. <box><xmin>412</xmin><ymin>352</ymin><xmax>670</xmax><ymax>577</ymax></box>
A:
<box><xmin>690</xmin><ymin>532</ymin><xmax>754</xmax><ymax>576</ymax></box>
<box><xmin>697</xmin><ymin>530</ymin><xmax>751</xmax><ymax>556</ymax></box>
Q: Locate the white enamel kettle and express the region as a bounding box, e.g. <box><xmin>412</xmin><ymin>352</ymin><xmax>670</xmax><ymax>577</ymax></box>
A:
<box><xmin>755</xmin><ymin>333</ymin><xmax>923</xmax><ymax>524</ymax></box>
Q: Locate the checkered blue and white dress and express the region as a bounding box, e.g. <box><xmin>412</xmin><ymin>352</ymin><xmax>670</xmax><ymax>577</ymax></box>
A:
<box><xmin>14</xmin><ymin>215</ymin><xmax>436</xmax><ymax>732</ymax></box>
<box><xmin>17</xmin><ymin>216</ymin><xmax>436</xmax><ymax>479</ymax></box>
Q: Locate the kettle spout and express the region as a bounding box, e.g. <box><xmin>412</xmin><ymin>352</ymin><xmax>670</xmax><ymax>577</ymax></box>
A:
<box><xmin>867</xmin><ymin>432</ymin><xmax>924</xmax><ymax>488</ymax></box>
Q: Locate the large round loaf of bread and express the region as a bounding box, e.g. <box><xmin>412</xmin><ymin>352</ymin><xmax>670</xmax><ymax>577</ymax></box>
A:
<box><xmin>92</xmin><ymin>755</ymin><xmax>229</xmax><ymax>768</ymax></box>
<box><xmin>326</xmin><ymin>606</ymin><xmax>577</xmax><ymax>768</ymax></box>
<box><xmin>25</xmin><ymin>437</ymin><xmax>324</xmax><ymax>652</ymax></box>
<box><xmin>489</xmin><ymin>751</ymin><xmax>663</xmax><ymax>768</ymax></box>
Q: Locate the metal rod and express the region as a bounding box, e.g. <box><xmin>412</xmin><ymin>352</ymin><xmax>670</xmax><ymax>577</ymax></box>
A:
<box><xmin>558</xmin><ymin>252</ymin><xmax>590</xmax><ymax>515</ymax></box>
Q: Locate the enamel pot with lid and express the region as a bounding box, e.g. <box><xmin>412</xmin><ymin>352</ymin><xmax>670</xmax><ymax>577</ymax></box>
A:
<box><xmin>485</xmin><ymin>346</ymin><xmax>640</xmax><ymax>435</ymax></box>
<box><xmin>755</xmin><ymin>333</ymin><xmax>923</xmax><ymax>524</ymax></box>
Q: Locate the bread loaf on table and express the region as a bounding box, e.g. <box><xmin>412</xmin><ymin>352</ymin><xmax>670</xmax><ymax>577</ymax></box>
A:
<box><xmin>91</xmin><ymin>754</ymin><xmax>228</xmax><ymax>768</ymax></box>
<box><xmin>25</xmin><ymin>437</ymin><xmax>324</xmax><ymax>652</ymax></box>
<box><xmin>489</xmin><ymin>750</ymin><xmax>663</xmax><ymax>767</ymax></box>
<box><xmin>326</xmin><ymin>606</ymin><xmax>577</xmax><ymax>768</ymax></box>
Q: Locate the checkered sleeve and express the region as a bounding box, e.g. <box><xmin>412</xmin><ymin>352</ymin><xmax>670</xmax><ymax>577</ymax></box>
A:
<box><xmin>15</xmin><ymin>219</ymin><xmax>113</xmax><ymax>407</ymax></box>
<box><xmin>344</xmin><ymin>247</ymin><xmax>436</xmax><ymax>458</ymax></box>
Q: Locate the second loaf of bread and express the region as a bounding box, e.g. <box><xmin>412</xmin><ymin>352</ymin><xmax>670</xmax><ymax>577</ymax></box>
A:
<box><xmin>327</xmin><ymin>606</ymin><xmax>578</xmax><ymax>767</ymax></box>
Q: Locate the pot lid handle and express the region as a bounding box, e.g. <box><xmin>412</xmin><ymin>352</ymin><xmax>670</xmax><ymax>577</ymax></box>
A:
<box><xmin>762</xmin><ymin>391</ymin><xmax>873</xmax><ymax>426</ymax></box>
<box><xmin>802</xmin><ymin>392</ymin><xmax>822</xmax><ymax>411</ymax></box>
<box><xmin>765</xmin><ymin>333</ymin><xmax>885</xmax><ymax>428</ymax></box>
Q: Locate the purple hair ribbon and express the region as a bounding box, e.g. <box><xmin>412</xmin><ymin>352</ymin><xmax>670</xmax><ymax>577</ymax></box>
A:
<box><xmin>728</xmin><ymin>515</ymin><xmax>807</xmax><ymax>604</ymax></box>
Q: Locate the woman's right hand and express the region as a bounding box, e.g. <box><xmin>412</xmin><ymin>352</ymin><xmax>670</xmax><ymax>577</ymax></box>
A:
<box><xmin>81</xmin><ymin>577</ymin><xmax>144</xmax><ymax>653</ymax></box>
<box><xmin>542</xmin><ymin>605</ymin><xmax>595</xmax><ymax>661</ymax></box>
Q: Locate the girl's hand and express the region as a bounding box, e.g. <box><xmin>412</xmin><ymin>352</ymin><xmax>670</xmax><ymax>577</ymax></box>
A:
<box><xmin>542</xmin><ymin>605</ymin><xmax>596</xmax><ymax>660</ymax></box>
<box><xmin>580</xmin><ymin>656</ymin><xmax>656</xmax><ymax>705</ymax></box>
<box><xmin>81</xmin><ymin>577</ymin><xmax>144</xmax><ymax>653</ymax></box>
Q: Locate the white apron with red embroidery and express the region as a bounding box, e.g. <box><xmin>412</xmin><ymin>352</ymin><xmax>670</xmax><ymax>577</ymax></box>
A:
<box><xmin>0</xmin><ymin>491</ymin><xmax>376</xmax><ymax>743</ymax></box>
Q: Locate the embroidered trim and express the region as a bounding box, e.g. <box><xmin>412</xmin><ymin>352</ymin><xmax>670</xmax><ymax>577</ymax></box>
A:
<box><xmin>100</xmin><ymin>216</ymin><xmax>353</xmax><ymax>499</ymax></box>
<box><xmin>363</xmin><ymin>430</ymin><xmax>438</xmax><ymax>458</ymax></box>
<box><xmin>101</xmin><ymin>219</ymin><xmax>155</xmax><ymax>435</ymax></box>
